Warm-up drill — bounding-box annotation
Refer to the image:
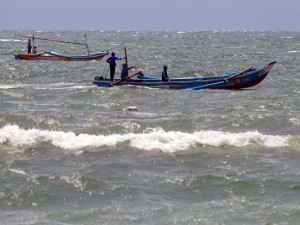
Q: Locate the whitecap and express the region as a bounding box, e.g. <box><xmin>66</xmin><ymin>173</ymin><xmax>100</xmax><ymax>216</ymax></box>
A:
<box><xmin>0</xmin><ymin>125</ymin><xmax>291</xmax><ymax>153</ymax></box>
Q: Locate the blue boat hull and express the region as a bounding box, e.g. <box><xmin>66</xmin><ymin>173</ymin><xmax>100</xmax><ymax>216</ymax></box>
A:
<box><xmin>93</xmin><ymin>62</ymin><xmax>276</xmax><ymax>90</ymax></box>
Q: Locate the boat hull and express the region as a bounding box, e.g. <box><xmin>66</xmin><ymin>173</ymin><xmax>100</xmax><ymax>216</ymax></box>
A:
<box><xmin>15</xmin><ymin>51</ymin><xmax>108</xmax><ymax>61</ymax></box>
<box><xmin>93</xmin><ymin>62</ymin><xmax>276</xmax><ymax>90</ymax></box>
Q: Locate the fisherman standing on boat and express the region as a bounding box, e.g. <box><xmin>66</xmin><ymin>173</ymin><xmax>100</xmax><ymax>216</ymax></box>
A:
<box><xmin>106</xmin><ymin>52</ymin><xmax>124</xmax><ymax>82</ymax></box>
<box><xmin>120</xmin><ymin>63</ymin><xmax>136</xmax><ymax>81</ymax></box>
<box><xmin>162</xmin><ymin>65</ymin><xmax>170</xmax><ymax>81</ymax></box>
<box><xmin>27</xmin><ymin>39</ymin><xmax>32</xmax><ymax>54</ymax></box>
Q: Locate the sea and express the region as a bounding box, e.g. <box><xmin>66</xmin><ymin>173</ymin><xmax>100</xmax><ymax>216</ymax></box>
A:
<box><xmin>0</xmin><ymin>30</ymin><xmax>299</xmax><ymax>225</ymax></box>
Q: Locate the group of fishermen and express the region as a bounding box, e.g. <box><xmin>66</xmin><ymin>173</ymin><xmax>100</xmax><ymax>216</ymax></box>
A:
<box><xmin>106</xmin><ymin>52</ymin><xmax>169</xmax><ymax>82</ymax></box>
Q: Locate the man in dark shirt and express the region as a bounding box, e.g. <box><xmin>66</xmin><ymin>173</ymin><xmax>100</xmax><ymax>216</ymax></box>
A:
<box><xmin>162</xmin><ymin>65</ymin><xmax>170</xmax><ymax>81</ymax></box>
<box><xmin>27</xmin><ymin>39</ymin><xmax>32</xmax><ymax>54</ymax></box>
<box><xmin>106</xmin><ymin>52</ymin><xmax>124</xmax><ymax>82</ymax></box>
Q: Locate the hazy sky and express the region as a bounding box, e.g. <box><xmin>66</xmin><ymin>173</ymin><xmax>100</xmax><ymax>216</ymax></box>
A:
<box><xmin>1</xmin><ymin>0</ymin><xmax>299</xmax><ymax>31</ymax></box>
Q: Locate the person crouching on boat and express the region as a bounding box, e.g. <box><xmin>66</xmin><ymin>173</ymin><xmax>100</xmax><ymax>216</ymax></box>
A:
<box><xmin>32</xmin><ymin>46</ymin><xmax>37</xmax><ymax>54</ymax></box>
<box><xmin>162</xmin><ymin>65</ymin><xmax>170</xmax><ymax>81</ymax></box>
<box><xmin>121</xmin><ymin>63</ymin><xmax>136</xmax><ymax>81</ymax></box>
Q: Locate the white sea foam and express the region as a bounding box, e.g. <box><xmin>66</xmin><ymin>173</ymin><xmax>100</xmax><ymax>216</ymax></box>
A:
<box><xmin>0</xmin><ymin>39</ymin><xmax>23</xmax><ymax>42</ymax></box>
<box><xmin>0</xmin><ymin>125</ymin><xmax>291</xmax><ymax>152</ymax></box>
<box><xmin>0</xmin><ymin>84</ymin><xmax>30</xmax><ymax>89</ymax></box>
<box><xmin>8</xmin><ymin>168</ymin><xmax>27</xmax><ymax>175</ymax></box>
<box><xmin>287</xmin><ymin>50</ymin><xmax>299</xmax><ymax>54</ymax></box>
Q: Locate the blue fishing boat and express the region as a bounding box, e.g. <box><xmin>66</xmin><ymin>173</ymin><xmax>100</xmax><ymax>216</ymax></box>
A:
<box><xmin>93</xmin><ymin>61</ymin><xmax>276</xmax><ymax>90</ymax></box>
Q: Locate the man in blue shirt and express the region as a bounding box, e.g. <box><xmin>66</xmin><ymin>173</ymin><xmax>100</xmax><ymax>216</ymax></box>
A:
<box><xmin>106</xmin><ymin>52</ymin><xmax>124</xmax><ymax>81</ymax></box>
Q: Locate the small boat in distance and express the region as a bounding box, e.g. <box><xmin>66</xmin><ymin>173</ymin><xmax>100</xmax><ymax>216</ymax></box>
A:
<box><xmin>15</xmin><ymin>51</ymin><xmax>108</xmax><ymax>61</ymax></box>
<box><xmin>14</xmin><ymin>34</ymin><xmax>108</xmax><ymax>61</ymax></box>
<box><xmin>93</xmin><ymin>61</ymin><xmax>276</xmax><ymax>90</ymax></box>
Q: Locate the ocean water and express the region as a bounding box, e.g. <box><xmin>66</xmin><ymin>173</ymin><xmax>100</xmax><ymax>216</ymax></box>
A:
<box><xmin>0</xmin><ymin>30</ymin><xmax>299</xmax><ymax>225</ymax></box>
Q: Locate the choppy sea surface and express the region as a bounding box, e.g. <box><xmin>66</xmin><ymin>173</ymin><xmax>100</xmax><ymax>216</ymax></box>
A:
<box><xmin>0</xmin><ymin>30</ymin><xmax>299</xmax><ymax>225</ymax></box>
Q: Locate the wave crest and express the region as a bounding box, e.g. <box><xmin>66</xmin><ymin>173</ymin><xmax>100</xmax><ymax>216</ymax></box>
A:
<box><xmin>0</xmin><ymin>125</ymin><xmax>291</xmax><ymax>152</ymax></box>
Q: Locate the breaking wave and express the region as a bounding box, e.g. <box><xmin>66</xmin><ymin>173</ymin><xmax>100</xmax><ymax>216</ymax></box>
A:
<box><xmin>0</xmin><ymin>125</ymin><xmax>292</xmax><ymax>153</ymax></box>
